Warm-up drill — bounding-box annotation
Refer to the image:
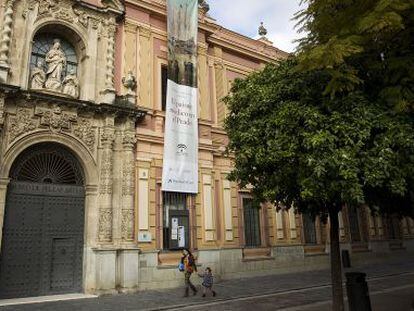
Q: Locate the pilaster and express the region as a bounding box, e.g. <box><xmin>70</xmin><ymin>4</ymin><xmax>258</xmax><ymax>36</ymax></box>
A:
<box><xmin>121</xmin><ymin>119</ymin><xmax>137</xmax><ymax>243</ymax></box>
<box><xmin>98</xmin><ymin>119</ymin><xmax>115</xmax><ymax>243</ymax></box>
<box><xmin>138</xmin><ymin>25</ymin><xmax>152</xmax><ymax>109</ymax></box>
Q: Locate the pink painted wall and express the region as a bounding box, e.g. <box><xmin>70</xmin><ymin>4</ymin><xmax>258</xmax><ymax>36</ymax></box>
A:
<box><xmin>222</xmin><ymin>51</ymin><xmax>261</xmax><ymax>71</ymax></box>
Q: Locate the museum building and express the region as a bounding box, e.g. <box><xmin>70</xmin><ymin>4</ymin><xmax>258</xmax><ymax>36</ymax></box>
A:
<box><xmin>0</xmin><ymin>0</ymin><xmax>413</xmax><ymax>299</ymax></box>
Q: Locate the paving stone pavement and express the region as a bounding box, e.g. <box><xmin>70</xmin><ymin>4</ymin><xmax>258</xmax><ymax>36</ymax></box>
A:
<box><xmin>1</xmin><ymin>256</ymin><xmax>414</xmax><ymax>311</ymax></box>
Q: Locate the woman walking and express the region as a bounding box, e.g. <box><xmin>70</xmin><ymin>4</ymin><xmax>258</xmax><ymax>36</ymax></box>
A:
<box><xmin>181</xmin><ymin>248</ymin><xmax>197</xmax><ymax>297</ymax></box>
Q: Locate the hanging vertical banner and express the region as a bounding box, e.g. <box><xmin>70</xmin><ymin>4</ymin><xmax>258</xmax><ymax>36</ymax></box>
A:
<box><xmin>162</xmin><ymin>0</ymin><xmax>199</xmax><ymax>194</ymax></box>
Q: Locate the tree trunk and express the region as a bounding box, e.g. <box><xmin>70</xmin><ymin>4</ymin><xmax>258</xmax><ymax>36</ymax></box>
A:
<box><xmin>329</xmin><ymin>207</ymin><xmax>344</xmax><ymax>311</ymax></box>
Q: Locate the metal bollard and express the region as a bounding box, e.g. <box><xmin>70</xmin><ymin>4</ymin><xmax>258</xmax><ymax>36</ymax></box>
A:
<box><xmin>342</xmin><ymin>250</ymin><xmax>351</xmax><ymax>268</ymax></box>
<box><xmin>346</xmin><ymin>272</ymin><xmax>372</xmax><ymax>311</ymax></box>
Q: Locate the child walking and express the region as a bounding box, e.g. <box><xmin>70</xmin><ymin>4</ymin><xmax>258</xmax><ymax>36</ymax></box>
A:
<box><xmin>198</xmin><ymin>267</ymin><xmax>216</xmax><ymax>297</ymax></box>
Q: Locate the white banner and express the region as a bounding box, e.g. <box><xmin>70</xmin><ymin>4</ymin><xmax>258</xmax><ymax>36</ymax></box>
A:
<box><xmin>162</xmin><ymin>80</ymin><xmax>198</xmax><ymax>193</ymax></box>
<box><xmin>162</xmin><ymin>0</ymin><xmax>198</xmax><ymax>194</ymax></box>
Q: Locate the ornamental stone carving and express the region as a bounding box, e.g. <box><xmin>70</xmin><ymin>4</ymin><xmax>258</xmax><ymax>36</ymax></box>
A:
<box><xmin>0</xmin><ymin>2</ymin><xmax>14</xmax><ymax>65</ymax></box>
<box><xmin>122</xmin><ymin>131</ymin><xmax>137</xmax><ymax>149</ymax></box>
<box><xmin>104</xmin><ymin>18</ymin><xmax>116</xmax><ymax>90</ymax></box>
<box><xmin>122</xmin><ymin>160</ymin><xmax>135</xmax><ymax>196</ymax></box>
<box><xmin>0</xmin><ymin>0</ymin><xmax>14</xmax><ymax>63</ymax></box>
<box><xmin>35</xmin><ymin>105</ymin><xmax>77</xmax><ymax>132</ymax></box>
<box><xmin>62</xmin><ymin>69</ymin><xmax>80</xmax><ymax>98</ymax></box>
<box><xmin>101</xmin><ymin>127</ymin><xmax>115</xmax><ymax>147</ymax></box>
<box><xmin>38</xmin><ymin>0</ymin><xmax>58</xmax><ymax>15</ymax></box>
<box><xmin>258</xmin><ymin>22</ymin><xmax>268</xmax><ymax>38</ymax></box>
<box><xmin>8</xmin><ymin>108</ymin><xmax>37</xmax><ymax>142</ymax></box>
<box><xmin>121</xmin><ymin>209</ymin><xmax>134</xmax><ymax>241</ymax></box>
<box><xmin>54</xmin><ymin>7</ymin><xmax>74</xmax><ymax>23</ymax></box>
<box><xmin>35</xmin><ymin>0</ymin><xmax>88</xmax><ymax>27</ymax></box>
<box><xmin>99</xmin><ymin>149</ymin><xmax>113</xmax><ymax>195</ymax></box>
<box><xmin>0</xmin><ymin>94</ymin><xmax>5</xmax><ymax>127</ymax></box>
<box><xmin>0</xmin><ymin>1</ymin><xmax>14</xmax><ymax>82</ymax></box>
<box><xmin>98</xmin><ymin>208</ymin><xmax>113</xmax><ymax>242</ymax></box>
<box><xmin>90</xmin><ymin>17</ymin><xmax>102</xmax><ymax>31</ymax></box>
<box><xmin>122</xmin><ymin>71</ymin><xmax>137</xmax><ymax>95</ymax></box>
<box><xmin>30</xmin><ymin>60</ymin><xmax>46</xmax><ymax>89</ymax></box>
<box><xmin>73</xmin><ymin>118</ymin><xmax>96</xmax><ymax>151</ymax></box>
<box><xmin>73</xmin><ymin>7</ymin><xmax>88</xmax><ymax>28</ymax></box>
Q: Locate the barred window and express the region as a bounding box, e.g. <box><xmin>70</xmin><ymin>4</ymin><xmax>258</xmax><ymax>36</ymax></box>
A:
<box><xmin>243</xmin><ymin>198</ymin><xmax>261</xmax><ymax>247</ymax></box>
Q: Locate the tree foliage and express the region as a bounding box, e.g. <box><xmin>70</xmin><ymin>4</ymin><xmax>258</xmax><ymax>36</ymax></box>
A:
<box><xmin>225</xmin><ymin>59</ymin><xmax>414</xmax><ymax>216</ymax></box>
<box><xmin>295</xmin><ymin>0</ymin><xmax>414</xmax><ymax>111</ymax></box>
<box><xmin>224</xmin><ymin>59</ymin><xmax>414</xmax><ymax>311</ymax></box>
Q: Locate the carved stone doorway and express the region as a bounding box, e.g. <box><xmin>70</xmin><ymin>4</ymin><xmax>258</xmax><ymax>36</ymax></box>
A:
<box><xmin>0</xmin><ymin>143</ymin><xmax>85</xmax><ymax>299</ymax></box>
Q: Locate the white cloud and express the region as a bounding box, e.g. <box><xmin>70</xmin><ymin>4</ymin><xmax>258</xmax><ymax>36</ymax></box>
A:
<box><xmin>209</xmin><ymin>0</ymin><xmax>306</xmax><ymax>52</ymax></box>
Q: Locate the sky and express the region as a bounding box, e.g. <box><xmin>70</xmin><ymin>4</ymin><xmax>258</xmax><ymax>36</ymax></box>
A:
<box><xmin>208</xmin><ymin>0</ymin><xmax>306</xmax><ymax>53</ymax></box>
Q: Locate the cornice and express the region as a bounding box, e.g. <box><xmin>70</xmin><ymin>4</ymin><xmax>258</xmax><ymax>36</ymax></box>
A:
<box><xmin>208</xmin><ymin>37</ymin><xmax>285</xmax><ymax>64</ymax></box>
<box><xmin>0</xmin><ymin>84</ymin><xmax>147</xmax><ymax>120</ymax></box>
<box><xmin>76</xmin><ymin>0</ymin><xmax>125</xmax><ymax>17</ymax></box>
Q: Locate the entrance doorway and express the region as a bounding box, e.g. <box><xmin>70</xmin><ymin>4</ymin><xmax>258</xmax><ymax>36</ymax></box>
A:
<box><xmin>163</xmin><ymin>192</ymin><xmax>190</xmax><ymax>250</ymax></box>
<box><xmin>0</xmin><ymin>143</ymin><xmax>85</xmax><ymax>299</ymax></box>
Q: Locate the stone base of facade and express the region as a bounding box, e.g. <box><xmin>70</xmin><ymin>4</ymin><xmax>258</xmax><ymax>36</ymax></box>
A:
<box><xmin>87</xmin><ymin>240</ymin><xmax>414</xmax><ymax>294</ymax></box>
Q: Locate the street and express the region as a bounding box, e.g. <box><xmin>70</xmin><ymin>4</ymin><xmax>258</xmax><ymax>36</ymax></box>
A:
<box><xmin>1</xmin><ymin>257</ymin><xmax>413</xmax><ymax>311</ymax></box>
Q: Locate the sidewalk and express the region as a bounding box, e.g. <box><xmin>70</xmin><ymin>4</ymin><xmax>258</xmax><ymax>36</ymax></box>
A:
<box><xmin>1</xmin><ymin>255</ymin><xmax>414</xmax><ymax>311</ymax></box>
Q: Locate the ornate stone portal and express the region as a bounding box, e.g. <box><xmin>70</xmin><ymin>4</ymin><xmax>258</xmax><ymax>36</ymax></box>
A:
<box><xmin>0</xmin><ymin>0</ymin><xmax>150</xmax><ymax>298</ymax></box>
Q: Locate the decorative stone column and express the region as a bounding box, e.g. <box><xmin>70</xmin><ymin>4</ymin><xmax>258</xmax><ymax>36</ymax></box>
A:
<box><xmin>101</xmin><ymin>18</ymin><xmax>117</xmax><ymax>104</ymax></box>
<box><xmin>98</xmin><ymin>124</ymin><xmax>115</xmax><ymax>243</ymax></box>
<box><xmin>0</xmin><ymin>1</ymin><xmax>14</xmax><ymax>82</ymax></box>
<box><xmin>121</xmin><ymin>120</ymin><xmax>136</xmax><ymax>243</ymax></box>
<box><xmin>0</xmin><ymin>92</ymin><xmax>4</xmax><ymax>130</ymax></box>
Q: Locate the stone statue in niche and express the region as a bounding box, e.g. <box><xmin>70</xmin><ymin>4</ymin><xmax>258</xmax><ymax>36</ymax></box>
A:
<box><xmin>30</xmin><ymin>60</ymin><xmax>46</xmax><ymax>89</ymax></box>
<box><xmin>62</xmin><ymin>69</ymin><xmax>79</xmax><ymax>98</ymax></box>
<box><xmin>45</xmin><ymin>39</ymin><xmax>67</xmax><ymax>91</ymax></box>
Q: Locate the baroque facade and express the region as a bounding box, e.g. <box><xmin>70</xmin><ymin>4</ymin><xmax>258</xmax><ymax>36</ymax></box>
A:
<box><xmin>0</xmin><ymin>0</ymin><xmax>413</xmax><ymax>299</ymax></box>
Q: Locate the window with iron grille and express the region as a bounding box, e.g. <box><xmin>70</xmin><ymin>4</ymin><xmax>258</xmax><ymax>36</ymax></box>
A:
<box><xmin>303</xmin><ymin>213</ymin><xmax>317</xmax><ymax>245</ymax></box>
<box><xmin>243</xmin><ymin>198</ymin><xmax>262</xmax><ymax>247</ymax></box>
<box><xmin>348</xmin><ymin>205</ymin><xmax>361</xmax><ymax>242</ymax></box>
<box><xmin>163</xmin><ymin>192</ymin><xmax>189</xmax><ymax>249</ymax></box>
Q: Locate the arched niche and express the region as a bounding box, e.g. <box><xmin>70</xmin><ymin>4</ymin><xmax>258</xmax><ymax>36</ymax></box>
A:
<box><xmin>28</xmin><ymin>22</ymin><xmax>88</xmax><ymax>99</ymax></box>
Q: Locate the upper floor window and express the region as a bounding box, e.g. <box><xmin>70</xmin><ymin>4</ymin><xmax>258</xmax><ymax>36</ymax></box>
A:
<box><xmin>30</xmin><ymin>34</ymin><xmax>79</xmax><ymax>98</ymax></box>
<box><xmin>161</xmin><ymin>65</ymin><xmax>168</xmax><ymax>111</ymax></box>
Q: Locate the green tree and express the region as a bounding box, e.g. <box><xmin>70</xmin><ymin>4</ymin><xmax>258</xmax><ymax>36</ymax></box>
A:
<box><xmin>295</xmin><ymin>0</ymin><xmax>414</xmax><ymax>111</ymax></box>
<box><xmin>224</xmin><ymin>60</ymin><xmax>414</xmax><ymax>311</ymax></box>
